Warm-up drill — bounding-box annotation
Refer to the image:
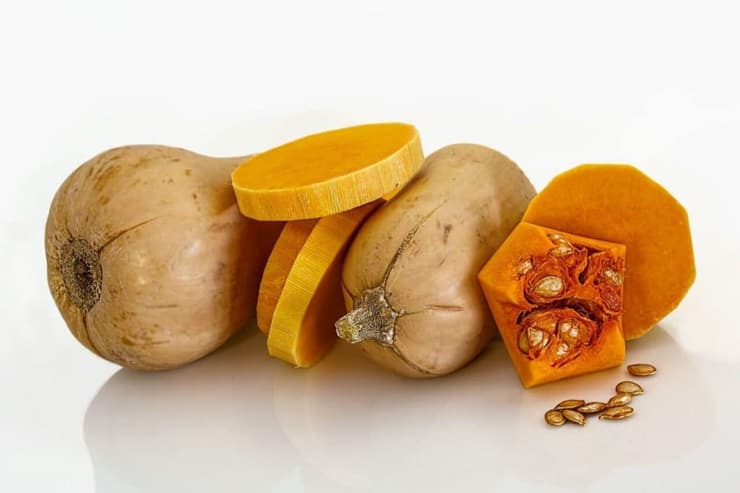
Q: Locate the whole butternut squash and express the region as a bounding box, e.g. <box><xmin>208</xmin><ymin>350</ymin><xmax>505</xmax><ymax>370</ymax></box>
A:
<box><xmin>336</xmin><ymin>144</ymin><xmax>536</xmax><ymax>377</ymax></box>
<box><xmin>46</xmin><ymin>145</ymin><xmax>280</xmax><ymax>370</ymax></box>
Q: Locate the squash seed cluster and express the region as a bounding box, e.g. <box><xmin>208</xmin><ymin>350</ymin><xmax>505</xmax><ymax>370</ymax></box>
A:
<box><xmin>544</xmin><ymin>363</ymin><xmax>655</xmax><ymax>427</ymax></box>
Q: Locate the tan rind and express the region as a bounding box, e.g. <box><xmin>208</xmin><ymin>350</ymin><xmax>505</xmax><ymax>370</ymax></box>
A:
<box><xmin>232</xmin><ymin>123</ymin><xmax>423</xmax><ymax>221</ymax></box>
<box><xmin>339</xmin><ymin>144</ymin><xmax>537</xmax><ymax>377</ymax></box>
<box><xmin>45</xmin><ymin>145</ymin><xmax>278</xmax><ymax>370</ymax></box>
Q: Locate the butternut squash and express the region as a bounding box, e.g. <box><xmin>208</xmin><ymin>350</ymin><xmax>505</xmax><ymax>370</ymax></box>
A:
<box><xmin>478</xmin><ymin>223</ymin><xmax>626</xmax><ymax>387</ymax></box>
<box><xmin>256</xmin><ymin>220</ymin><xmax>317</xmax><ymax>334</ymax></box>
<box><xmin>336</xmin><ymin>144</ymin><xmax>536</xmax><ymax>377</ymax></box>
<box><xmin>522</xmin><ymin>164</ymin><xmax>695</xmax><ymax>339</ymax></box>
<box><xmin>45</xmin><ymin>145</ymin><xmax>281</xmax><ymax>370</ymax></box>
<box><xmin>231</xmin><ymin>123</ymin><xmax>423</xmax><ymax>221</ymax></box>
<box><xmin>267</xmin><ymin>203</ymin><xmax>380</xmax><ymax>367</ymax></box>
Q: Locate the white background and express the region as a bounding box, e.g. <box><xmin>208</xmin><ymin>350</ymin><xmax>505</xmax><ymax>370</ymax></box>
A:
<box><xmin>2</xmin><ymin>1</ymin><xmax>739</xmax><ymax>492</ymax></box>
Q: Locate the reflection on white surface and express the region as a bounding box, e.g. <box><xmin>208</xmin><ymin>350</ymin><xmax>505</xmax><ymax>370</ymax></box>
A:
<box><xmin>85</xmin><ymin>327</ymin><xmax>719</xmax><ymax>492</ymax></box>
<box><xmin>84</xmin><ymin>329</ymin><xmax>299</xmax><ymax>492</ymax></box>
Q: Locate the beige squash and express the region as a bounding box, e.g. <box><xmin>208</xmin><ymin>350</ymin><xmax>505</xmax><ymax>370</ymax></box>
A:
<box><xmin>45</xmin><ymin>145</ymin><xmax>280</xmax><ymax>370</ymax></box>
<box><xmin>336</xmin><ymin>144</ymin><xmax>536</xmax><ymax>377</ymax></box>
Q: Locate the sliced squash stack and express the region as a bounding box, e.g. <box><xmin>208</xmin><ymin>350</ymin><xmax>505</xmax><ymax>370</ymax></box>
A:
<box><xmin>232</xmin><ymin>123</ymin><xmax>424</xmax><ymax>367</ymax></box>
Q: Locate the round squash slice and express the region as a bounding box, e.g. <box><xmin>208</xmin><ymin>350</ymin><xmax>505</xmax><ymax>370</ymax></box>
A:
<box><xmin>231</xmin><ymin>123</ymin><xmax>423</xmax><ymax>221</ymax></box>
<box><xmin>256</xmin><ymin>220</ymin><xmax>317</xmax><ymax>334</ymax></box>
<box><xmin>522</xmin><ymin>164</ymin><xmax>695</xmax><ymax>340</ymax></box>
<box><xmin>266</xmin><ymin>202</ymin><xmax>380</xmax><ymax>367</ymax></box>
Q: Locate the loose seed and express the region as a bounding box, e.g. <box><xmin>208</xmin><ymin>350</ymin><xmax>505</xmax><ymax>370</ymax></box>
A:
<box><xmin>545</xmin><ymin>409</ymin><xmax>566</xmax><ymax>426</ymax></box>
<box><xmin>554</xmin><ymin>399</ymin><xmax>585</xmax><ymax>410</ymax></box>
<box><xmin>607</xmin><ymin>393</ymin><xmax>633</xmax><ymax>407</ymax></box>
<box><xmin>577</xmin><ymin>402</ymin><xmax>607</xmax><ymax>414</ymax></box>
<box><xmin>628</xmin><ymin>363</ymin><xmax>657</xmax><ymax>377</ymax></box>
<box><xmin>599</xmin><ymin>406</ymin><xmax>634</xmax><ymax>420</ymax></box>
<box><xmin>533</xmin><ymin>276</ymin><xmax>564</xmax><ymax>297</ymax></box>
<box><xmin>563</xmin><ymin>409</ymin><xmax>586</xmax><ymax>426</ymax></box>
<box><xmin>616</xmin><ymin>381</ymin><xmax>644</xmax><ymax>395</ymax></box>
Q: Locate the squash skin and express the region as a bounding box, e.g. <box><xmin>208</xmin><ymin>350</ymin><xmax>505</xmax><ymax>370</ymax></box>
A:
<box><xmin>46</xmin><ymin>145</ymin><xmax>280</xmax><ymax>370</ymax></box>
<box><xmin>338</xmin><ymin>144</ymin><xmax>536</xmax><ymax>377</ymax></box>
<box><xmin>522</xmin><ymin>164</ymin><xmax>695</xmax><ymax>339</ymax></box>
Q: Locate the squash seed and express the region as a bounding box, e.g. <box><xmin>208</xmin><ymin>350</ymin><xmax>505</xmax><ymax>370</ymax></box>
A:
<box><xmin>516</xmin><ymin>258</ymin><xmax>533</xmax><ymax>276</ymax></box>
<box><xmin>607</xmin><ymin>393</ymin><xmax>633</xmax><ymax>407</ymax></box>
<box><xmin>518</xmin><ymin>327</ymin><xmax>551</xmax><ymax>357</ymax></box>
<box><xmin>577</xmin><ymin>402</ymin><xmax>607</xmax><ymax>414</ymax></box>
<box><xmin>550</xmin><ymin>244</ymin><xmax>574</xmax><ymax>257</ymax></box>
<box><xmin>603</xmin><ymin>268</ymin><xmax>623</xmax><ymax>286</ymax></box>
<box><xmin>518</xmin><ymin>330</ymin><xmax>530</xmax><ymax>353</ymax></box>
<box><xmin>548</xmin><ymin>233</ymin><xmax>572</xmax><ymax>247</ymax></box>
<box><xmin>545</xmin><ymin>409</ymin><xmax>566</xmax><ymax>426</ymax></box>
<box><xmin>560</xmin><ymin>322</ymin><xmax>580</xmax><ymax>345</ymax></box>
<box><xmin>533</xmin><ymin>276</ymin><xmax>564</xmax><ymax>297</ymax></box>
<box><xmin>599</xmin><ymin>406</ymin><xmax>634</xmax><ymax>420</ymax></box>
<box><xmin>555</xmin><ymin>342</ymin><xmax>571</xmax><ymax>358</ymax></box>
<box><xmin>554</xmin><ymin>399</ymin><xmax>585</xmax><ymax>410</ymax></box>
<box><xmin>563</xmin><ymin>409</ymin><xmax>585</xmax><ymax>426</ymax></box>
<box><xmin>616</xmin><ymin>380</ymin><xmax>644</xmax><ymax>395</ymax></box>
<box><xmin>628</xmin><ymin>363</ymin><xmax>657</xmax><ymax>377</ymax></box>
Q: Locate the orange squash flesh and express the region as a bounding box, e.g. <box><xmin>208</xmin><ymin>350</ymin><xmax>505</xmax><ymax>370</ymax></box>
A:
<box><xmin>256</xmin><ymin>220</ymin><xmax>318</xmax><ymax>334</ymax></box>
<box><xmin>231</xmin><ymin>123</ymin><xmax>423</xmax><ymax>221</ymax></box>
<box><xmin>522</xmin><ymin>164</ymin><xmax>695</xmax><ymax>339</ymax></box>
<box><xmin>478</xmin><ymin>223</ymin><xmax>626</xmax><ymax>388</ymax></box>
<box><xmin>266</xmin><ymin>202</ymin><xmax>380</xmax><ymax>367</ymax></box>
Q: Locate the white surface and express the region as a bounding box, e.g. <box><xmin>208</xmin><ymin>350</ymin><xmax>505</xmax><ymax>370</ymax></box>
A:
<box><xmin>1</xmin><ymin>1</ymin><xmax>739</xmax><ymax>492</ymax></box>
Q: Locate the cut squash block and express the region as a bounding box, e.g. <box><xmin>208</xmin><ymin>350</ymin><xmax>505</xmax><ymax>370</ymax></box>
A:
<box><xmin>522</xmin><ymin>164</ymin><xmax>695</xmax><ymax>340</ymax></box>
<box><xmin>266</xmin><ymin>202</ymin><xmax>380</xmax><ymax>367</ymax></box>
<box><xmin>478</xmin><ymin>223</ymin><xmax>626</xmax><ymax>387</ymax></box>
<box><xmin>231</xmin><ymin>123</ymin><xmax>423</xmax><ymax>221</ymax></box>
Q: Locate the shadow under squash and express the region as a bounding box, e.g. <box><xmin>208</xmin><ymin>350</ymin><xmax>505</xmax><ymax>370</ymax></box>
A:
<box><xmin>85</xmin><ymin>325</ymin><xmax>716</xmax><ymax>492</ymax></box>
<box><xmin>84</xmin><ymin>328</ymin><xmax>299</xmax><ymax>493</ymax></box>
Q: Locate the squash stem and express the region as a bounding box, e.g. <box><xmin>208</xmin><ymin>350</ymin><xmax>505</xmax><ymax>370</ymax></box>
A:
<box><xmin>335</xmin><ymin>286</ymin><xmax>400</xmax><ymax>346</ymax></box>
<box><xmin>60</xmin><ymin>238</ymin><xmax>102</xmax><ymax>312</ymax></box>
